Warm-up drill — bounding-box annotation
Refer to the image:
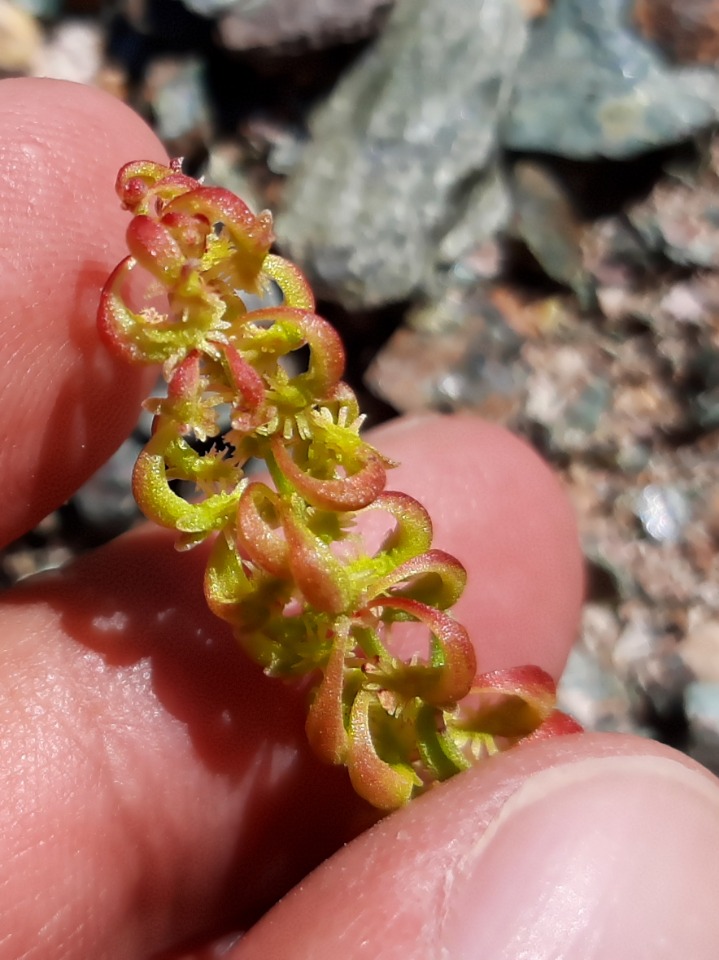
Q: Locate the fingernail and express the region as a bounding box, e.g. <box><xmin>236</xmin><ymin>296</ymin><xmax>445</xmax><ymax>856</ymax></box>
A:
<box><xmin>442</xmin><ymin>755</ymin><xmax>719</xmax><ymax>960</ymax></box>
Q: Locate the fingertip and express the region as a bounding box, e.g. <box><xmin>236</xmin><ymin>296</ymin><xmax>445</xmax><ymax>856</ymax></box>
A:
<box><xmin>368</xmin><ymin>414</ymin><xmax>585</xmax><ymax>677</ymax></box>
<box><xmin>0</xmin><ymin>78</ymin><xmax>167</xmax><ymax>546</ymax></box>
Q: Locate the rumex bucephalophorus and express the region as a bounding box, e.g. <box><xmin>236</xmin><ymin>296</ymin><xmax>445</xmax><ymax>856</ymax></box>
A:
<box><xmin>98</xmin><ymin>159</ymin><xmax>580</xmax><ymax>810</ymax></box>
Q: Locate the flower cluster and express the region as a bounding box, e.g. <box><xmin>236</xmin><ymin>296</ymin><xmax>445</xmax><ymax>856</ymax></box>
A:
<box><xmin>99</xmin><ymin>159</ymin><xmax>579</xmax><ymax>810</ymax></box>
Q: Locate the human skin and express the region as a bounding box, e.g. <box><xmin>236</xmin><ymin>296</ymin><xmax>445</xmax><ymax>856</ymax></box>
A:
<box><xmin>1</xmin><ymin>77</ymin><xmax>719</xmax><ymax>960</ymax></box>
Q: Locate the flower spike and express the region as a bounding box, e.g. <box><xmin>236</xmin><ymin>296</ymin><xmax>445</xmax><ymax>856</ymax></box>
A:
<box><xmin>98</xmin><ymin>159</ymin><xmax>579</xmax><ymax>810</ymax></box>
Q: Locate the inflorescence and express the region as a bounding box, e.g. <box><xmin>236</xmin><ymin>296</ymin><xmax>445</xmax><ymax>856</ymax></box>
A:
<box><xmin>98</xmin><ymin>159</ymin><xmax>579</xmax><ymax>810</ymax></box>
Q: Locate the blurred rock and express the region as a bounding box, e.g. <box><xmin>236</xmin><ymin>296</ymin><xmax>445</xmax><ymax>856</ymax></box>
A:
<box><xmin>143</xmin><ymin>56</ymin><xmax>211</xmax><ymax>156</ymax></box>
<box><xmin>241</xmin><ymin>113</ymin><xmax>306</xmax><ymax>177</ymax></box>
<box><xmin>1</xmin><ymin>541</ymin><xmax>73</xmax><ymax>582</ymax></box>
<box><xmin>0</xmin><ymin>0</ymin><xmax>41</xmax><ymax>74</ymax></box>
<box><xmin>633</xmin><ymin>640</ymin><xmax>692</xmax><ymax>719</ymax></box>
<box><xmin>0</xmin><ymin>513</ymin><xmax>68</xmax><ymax>587</ymax></box>
<box><xmin>506</xmin><ymin>0</ymin><xmax>719</xmax><ymax>157</ymax></box>
<box><xmin>276</xmin><ymin>0</ymin><xmax>527</xmax><ymax>309</ymax></box>
<box><xmin>183</xmin><ymin>0</ymin><xmax>248</xmax><ymax>17</ymax></box>
<box><xmin>73</xmin><ymin>437</ymin><xmax>143</xmax><ymax>532</ymax></box>
<box><xmin>367</xmin><ymin>286</ymin><xmax>527</xmax><ymax>417</ymax></box>
<box><xmin>523</xmin><ymin>343</ymin><xmax>614</xmax><ymax>456</ymax></box>
<box><xmin>629</xmin><ymin>168</ymin><xmax>719</xmax><ymax>270</ymax></box>
<box><xmin>214</xmin><ymin>0</ymin><xmax>394</xmax><ymax>51</ymax></box>
<box><xmin>436</xmin><ymin>165</ymin><xmax>512</xmax><ymax>270</ymax></box>
<box><xmin>686</xmin><ymin>681</ymin><xmax>719</xmax><ymax>772</ymax></box>
<box><xmin>633</xmin><ymin>0</ymin><xmax>719</xmax><ymax>66</ymax></box>
<box><xmin>94</xmin><ymin>62</ymin><xmax>129</xmax><ymax>101</ymax></box>
<box><xmin>633</xmin><ymin>484</ymin><xmax>691</xmax><ymax>544</ymax></box>
<box><xmin>518</xmin><ymin>0</ymin><xmax>552</xmax><ymax>17</ymax></box>
<box><xmin>12</xmin><ymin>0</ymin><xmax>58</xmax><ymax>19</ymax></box>
<box><xmin>557</xmin><ymin>645</ymin><xmax>644</xmax><ymax>733</ymax></box>
<box><xmin>681</xmin><ymin>620</ymin><xmax>719</xmax><ymax>684</ymax></box>
<box><xmin>203</xmin><ymin>141</ymin><xmax>264</xmax><ymax>213</ymax></box>
<box><xmin>33</xmin><ymin>19</ymin><xmax>102</xmax><ymax>85</ymax></box>
<box><xmin>580</xmin><ymin>602</ymin><xmax>622</xmax><ymax>661</ymax></box>
<box><xmin>510</xmin><ymin>160</ymin><xmax>595</xmax><ymax>308</ymax></box>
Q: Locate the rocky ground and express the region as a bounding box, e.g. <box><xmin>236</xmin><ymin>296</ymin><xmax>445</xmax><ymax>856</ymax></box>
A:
<box><xmin>3</xmin><ymin>0</ymin><xmax>719</xmax><ymax>771</ymax></box>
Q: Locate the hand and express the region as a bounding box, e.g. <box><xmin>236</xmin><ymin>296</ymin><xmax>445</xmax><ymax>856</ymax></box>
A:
<box><xmin>1</xmin><ymin>78</ymin><xmax>718</xmax><ymax>960</ymax></box>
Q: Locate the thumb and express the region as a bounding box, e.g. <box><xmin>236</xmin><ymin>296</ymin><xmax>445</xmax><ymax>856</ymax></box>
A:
<box><xmin>232</xmin><ymin>735</ymin><xmax>719</xmax><ymax>960</ymax></box>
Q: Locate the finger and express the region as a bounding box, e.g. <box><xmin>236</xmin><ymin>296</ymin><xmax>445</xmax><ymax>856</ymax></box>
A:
<box><xmin>231</xmin><ymin>735</ymin><xmax>719</xmax><ymax>960</ymax></box>
<box><xmin>0</xmin><ymin>414</ymin><xmax>582</xmax><ymax>958</ymax></box>
<box><xmin>0</xmin><ymin>77</ymin><xmax>166</xmax><ymax>548</ymax></box>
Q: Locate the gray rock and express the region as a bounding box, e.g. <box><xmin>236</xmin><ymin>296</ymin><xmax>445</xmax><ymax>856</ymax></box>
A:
<box><xmin>681</xmin><ymin>621</ymin><xmax>719</xmax><ymax>685</ymax></box>
<box><xmin>73</xmin><ymin>438</ymin><xmax>143</xmax><ymax>531</ymax></box>
<box><xmin>0</xmin><ymin>0</ymin><xmax>42</xmax><ymax>72</ymax></box>
<box><xmin>144</xmin><ymin>58</ymin><xmax>211</xmax><ymax>148</ymax></box>
<box><xmin>437</xmin><ymin>165</ymin><xmax>512</xmax><ymax>268</ymax></box>
<box><xmin>629</xmin><ymin>172</ymin><xmax>719</xmax><ymax>271</ymax></box>
<box><xmin>633</xmin><ymin>484</ymin><xmax>691</xmax><ymax>544</ymax></box>
<box><xmin>365</xmin><ymin>290</ymin><xmax>528</xmax><ymax>420</ymax></box>
<box><xmin>510</xmin><ymin>161</ymin><xmax>596</xmax><ymax>309</ymax></box>
<box><xmin>634</xmin><ymin>648</ymin><xmax>692</xmax><ymax>720</ymax></box>
<box><xmin>557</xmin><ymin>645</ymin><xmax>645</xmax><ymax>734</ymax></box>
<box><xmin>203</xmin><ymin>144</ymin><xmax>264</xmax><ymax>216</ymax></box>
<box><xmin>11</xmin><ymin>0</ymin><xmax>58</xmax><ymax>22</ymax></box>
<box><xmin>181</xmin><ymin>0</ymin><xmax>237</xmax><ymax>16</ymax></box>
<box><xmin>523</xmin><ymin>346</ymin><xmax>614</xmax><ymax>457</ymax></box>
<box><xmin>686</xmin><ymin>681</ymin><xmax>719</xmax><ymax>774</ymax></box>
<box><xmin>505</xmin><ymin>0</ymin><xmax>719</xmax><ymax>158</ymax></box>
<box><xmin>276</xmin><ymin>0</ymin><xmax>527</xmax><ymax>309</ymax></box>
<box><xmin>214</xmin><ymin>0</ymin><xmax>394</xmax><ymax>51</ymax></box>
<box><xmin>33</xmin><ymin>21</ymin><xmax>103</xmax><ymax>87</ymax></box>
